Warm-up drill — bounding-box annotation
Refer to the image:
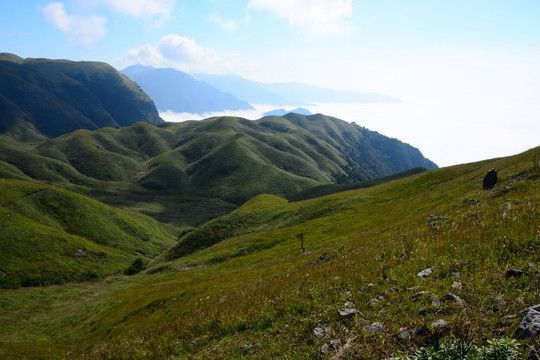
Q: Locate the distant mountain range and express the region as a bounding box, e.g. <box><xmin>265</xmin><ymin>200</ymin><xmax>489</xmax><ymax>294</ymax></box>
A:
<box><xmin>121</xmin><ymin>65</ymin><xmax>253</xmax><ymax>114</ymax></box>
<box><xmin>0</xmin><ymin>53</ymin><xmax>162</xmax><ymax>140</ymax></box>
<box><xmin>263</xmin><ymin>107</ymin><xmax>312</xmax><ymax>116</ymax></box>
<box><xmin>192</xmin><ymin>73</ymin><xmax>399</xmax><ymax>106</ymax></box>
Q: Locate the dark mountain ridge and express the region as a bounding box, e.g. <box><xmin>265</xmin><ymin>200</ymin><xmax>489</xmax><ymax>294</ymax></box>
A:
<box><xmin>0</xmin><ymin>53</ymin><xmax>163</xmax><ymax>140</ymax></box>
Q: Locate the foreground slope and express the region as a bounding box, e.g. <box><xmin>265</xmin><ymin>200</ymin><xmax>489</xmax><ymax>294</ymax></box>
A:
<box><xmin>0</xmin><ymin>178</ymin><xmax>176</xmax><ymax>288</ymax></box>
<box><xmin>0</xmin><ymin>147</ymin><xmax>537</xmax><ymax>359</ymax></box>
<box><xmin>0</xmin><ymin>114</ymin><xmax>436</xmax><ymax>226</ymax></box>
<box><xmin>0</xmin><ymin>53</ymin><xmax>163</xmax><ymax>140</ymax></box>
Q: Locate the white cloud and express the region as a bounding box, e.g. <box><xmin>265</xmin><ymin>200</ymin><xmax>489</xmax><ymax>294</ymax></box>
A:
<box><xmin>101</xmin><ymin>0</ymin><xmax>175</xmax><ymax>23</ymax></box>
<box><xmin>119</xmin><ymin>34</ymin><xmax>238</xmax><ymax>73</ymax></box>
<box><xmin>41</xmin><ymin>2</ymin><xmax>107</xmax><ymax>47</ymax></box>
<box><xmin>248</xmin><ymin>0</ymin><xmax>352</xmax><ymax>36</ymax></box>
<box><xmin>206</xmin><ymin>12</ymin><xmax>237</xmax><ymax>31</ymax></box>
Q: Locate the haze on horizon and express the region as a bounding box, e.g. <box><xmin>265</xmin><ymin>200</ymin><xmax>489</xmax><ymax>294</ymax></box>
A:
<box><xmin>1</xmin><ymin>0</ymin><xmax>539</xmax><ymax>167</ymax></box>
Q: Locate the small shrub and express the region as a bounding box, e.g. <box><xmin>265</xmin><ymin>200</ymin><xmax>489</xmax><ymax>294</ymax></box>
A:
<box><xmin>124</xmin><ymin>258</ymin><xmax>145</xmax><ymax>275</ymax></box>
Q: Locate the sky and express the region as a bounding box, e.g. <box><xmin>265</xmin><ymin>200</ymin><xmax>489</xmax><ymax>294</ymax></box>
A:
<box><xmin>1</xmin><ymin>0</ymin><xmax>539</xmax><ymax>167</ymax></box>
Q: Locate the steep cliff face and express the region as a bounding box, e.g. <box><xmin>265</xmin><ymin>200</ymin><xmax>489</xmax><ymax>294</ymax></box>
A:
<box><xmin>0</xmin><ymin>53</ymin><xmax>163</xmax><ymax>140</ymax></box>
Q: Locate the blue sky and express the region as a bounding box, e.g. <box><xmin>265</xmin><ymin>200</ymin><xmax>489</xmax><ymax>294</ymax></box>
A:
<box><xmin>1</xmin><ymin>0</ymin><xmax>539</xmax><ymax>166</ymax></box>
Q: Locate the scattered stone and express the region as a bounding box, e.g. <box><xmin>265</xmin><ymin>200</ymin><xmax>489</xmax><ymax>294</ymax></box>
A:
<box><xmin>344</xmin><ymin>301</ymin><xmax>355</xmax><ymax>309</ymax></box>
<box><xmin>448</xmin><ymin>270</ymin><xmax>461</xmax><ymax>278</ymax></box>
<box><xmin>451</xmin><ymin>281</ymin><xmax>462</xmax><ymax>292</ymax></box>
<box><xmin>515</xmin><ymin>304</ymin><xmax>540</xmax><ymax>339</ymax></box>
<box><xmin>432</xmin><ymin>319</ymin><xmax>449</xmax><ymax>332</ymax></box>
<box><xmin>313</xmin><ymin>321</ymin><xmax>332</xmax><ymax>338</ymax></box>
<box><xmin>310</xmin><ymin>253</ymin><xmax>329</xmax><ymax>266</ymax></box>
<box><xmin>317</xmin><ymin>339</ymin><xmax>341</xmax><ymax>355</ymax></box>
<box><xmin>494</xmin><ymin>295</ymin><xmax>507</xmax><ymax>310</ymax></box>
<box><xmin>363</xmin><ymin>322</ymin><xmax>385</xmax><ymax>334</ymax></box>
<box><xmin>0</xmin><ymin>270</ymin><xmax>6</xmax><ymax>277</ymax></box>
<box><xmin>399</xmin><ymin>327</ymin><xmax>412</xmax><ymax>340</ymax></box>
<box><xmin>506</xmin><ymin>268</ymin><xmax>526</xmax><ymax>278</ymax></box>
<box><xmin>73</xmin><ymin>249</ymin><xmax>87</xmax><ymax>257</ymax></box>
<box><xmin>483</xmin><ymin>168</ymin><xmax>497</xmax><ymax>190</ymax></box>
<box><xmin>369</xmin><ymin>298</ymin><xmax>380</xmax><ymax>306</ymax></box>
<box><xmin>444</xmin><ymin>293</ymin><xmax>464</xmax><ymax>306</ymax></box>
<box><xmin>413</xmin><ymin>325</ymin><xmax>429</xmax><ymax>336</ymax></box>
<box><xmin>240</xmin><ymin>343</ymin><xmax>260</xmax><ymax>350</ymax></box>
<box><xmin>338</xmin><ymin>308</ymin><xmax>358</xmax><ymax>319</ymax></box>
<box><xmin>431</xmin><ymin>299</ymin><xmax>443</xmax><ymax>307</ymax></box>
<box><xmin>417</xmin><ymin>267</ymin><xmax>435</xmax><ymax>278</ymax></box>
<box><xmin>527</xmin><ymin>344</ymin><xmax>540</xmax><ymax>360</ymax></box>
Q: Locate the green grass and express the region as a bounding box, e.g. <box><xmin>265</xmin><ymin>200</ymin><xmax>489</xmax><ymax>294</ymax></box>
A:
<box><xmin>0</xmin><ymin>146</ymin><xmax>538</xmax><ymax>359</ymax></box>
<box><xmin>0</xmin><ymin>178</ymin><xmax>176</xmax><ymax>288</ymax></box>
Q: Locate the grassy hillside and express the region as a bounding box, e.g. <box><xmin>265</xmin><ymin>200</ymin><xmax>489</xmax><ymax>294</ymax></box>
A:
<box><xmin>0</xmin><ymin>114</ymin><xmax>437</xmax><ymax>227</ymax></box>
<box><xmin>0</xmin><ymin>147</ymin><xmax>537</xmax><ymax>359</ymax></box>
<box><xmin>0</xmin><ymin>178</ymin><xmax>176</xmax><ymax>288</ymax></box>
<box><xmin>0</xmin><ymin>53</ymin><xmax>162</xmax><ymax>140</ymax></box>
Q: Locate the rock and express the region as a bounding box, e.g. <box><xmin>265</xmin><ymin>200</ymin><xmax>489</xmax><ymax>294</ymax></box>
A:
<box><xmin>0</xmin><ymin>270</ymin><xmax>6</xmax><ymax>277</ymax></box>
<box><xmin>73</xmin><ymin>249</ymin><xmax>87</xmax><ymax>257</ymax></box>
<box><xmin>369</xmin><ymin>298</ymin><xmax>380</xmax><ymax>306</ymax></box>
<box><xmin>432</xmin><ymin>319</ymin><xmax>448</xmax><ymax>332</ymax></box>
<box><xmin>240</xmin><ymin>343</ymin><xmax>260</xmax><ymax>350</ymax></box>
<box><xmin>338</xmin><ymin>308</ymin><xmax>358</xmax><ymax>319</ymax></box>
<box><xmin>515</xmin><ymin>304</ymin><xmax>540</xmax><ymax>339</ymax></box>
<box><xmin>363</xmin><ymin>322</ymin><xmax>385</xmax><ymax>334</ymax></box>
<box><xmin>313</xmin><ymin>321</ymin><xmax>332</xmax><ymax>338</ymax></box>
<box><xmin>451</xmin><ymin>281</ymin><xmax>462</xmax><ymax>292</ymax></box>
<box><xmin>399</xmin><ymin>327</ymin><xmax>412</xmax><ymax>340</ymax></box>
<box><xmin>534</xmin><ymin>270</ymin><xmax>540</xmax><ymax>278</ymax></box>
<box><xmin>494</xmin><ymin>295</ymin><xmax>507</xmax><ymax>310</ymax></box>
<box><xmin>444</xmin><ymin>293</ymin><xmax>464</xmax><ymax>306</ymax></box>
<box><xmin>310</xmin><ymin>253</ymin><xmax>329</xmax><ymax>266</ymax></box>
<box><xmin>317</xmin><ymin>339</ymin><xmax>341</xmax><ymax>355</ymax></box>
<box><xmin>431</xmin><ymin>299</ymin><xmax>443</xmax><ymax>307</ymax></box>
<box><xmin>344</xmin><ymin>301</ymin><xmax>355</xmax><ymax>308</ymax></box>
<box><xmin>483</xmin><ymin>168</ymin><xmax>497</xmax><ymax>190</ymax></box>
<box><xmin>417</xmin><ymin>267</ymin><xmax>435</xmax><ymax>278</ymax></box>
<box><xmin>506</xmin><ymin>268</ymin><xmax>526</xmax><ymax>277</ymax></box>
<box><xmin>448</xmin><ymin>270</ymin><xmax>461</xmax><ymax>278</ymax></box>
<box><xmin>527</xmin><ymin>344</ymin><xmax>540</xmax><ymax>360</ymax></box>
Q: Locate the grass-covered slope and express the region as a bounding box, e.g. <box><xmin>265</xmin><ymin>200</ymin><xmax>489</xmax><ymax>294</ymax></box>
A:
<box><xmin>0</xmin><ymin>178</ymin><xmax>176</xmax><ymax>288</ymax></box>
<box><xmin>0</xmin><ymin>53</ymin><xmax>163</xmax><ymax>140</ymax></box>
<box><xmin>0</xmin><ymin>114</ymin><xmax>437</xmax><ymax>227</ymax></box>
<box><xmin>0</xmin><ymin>147</ymin><xmax>537</xmax><ymax>359</ymax></box>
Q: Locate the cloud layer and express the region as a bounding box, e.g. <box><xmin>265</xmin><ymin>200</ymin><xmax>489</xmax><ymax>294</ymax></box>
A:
<box><xmin>248</xmin><ymin>0</ymin><xmax>352</xmax><ymax>36</ymax></box>
<box><xmin>120</xmin><ymin>34</ymin><xmax>236</xmax><ymax>73</ymax></box>
<box><xmin>41</xmin><ymin>2</ymin><xmax>107</xmax><ymax>47</ymax></box>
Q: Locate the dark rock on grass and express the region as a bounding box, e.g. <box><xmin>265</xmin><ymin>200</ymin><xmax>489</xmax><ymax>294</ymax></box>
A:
<box><xmin>432</xmin><ymin>319</ymin><xmax>449</xmax><ymax>333</ymax></box>
<box><xmin>506</xmin><ymin>268</ymin><xmax>526</xmax><ymax>278</ymax></box>
<box><xmin>399</xmin><ymin>327</ymin><xmax>412</xmax><ymax>340</ymax></box>
<box><xmin>534</xmin><ymin>270</ymin><xmax>540</xmax><ymax>278</ymax></box>
<box><xmin>515</xmin><ymin>304</ymin><xmax>540</xmax><ymax>339</ymax></box>
<box><xmin>483</xmin><ymin>168</ymin><xmax>497</xmax><ymax>189</ymax></box>
<box><xmin>338</xmin><ymin>308</ymin><xmax>359</xmax><ymax>319</ymax></box>
<box><xmin>317</xmin><ymin>339</ymin><xmax>341</xmax><ymax>355</ymax></box>
<box><xmin>310</xmin><ymin>252</ymin><xmax>329</xmax><ymax>266</ymax></box>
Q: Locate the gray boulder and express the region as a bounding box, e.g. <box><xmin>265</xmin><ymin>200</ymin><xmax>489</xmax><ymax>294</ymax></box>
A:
<box><xmin>515</xmin><ymin>304</ymin><xmax>540</xmax><ymax>339</ymax></box>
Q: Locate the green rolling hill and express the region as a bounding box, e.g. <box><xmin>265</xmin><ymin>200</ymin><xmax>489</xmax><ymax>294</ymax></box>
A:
<box><xmin>0</xmin><ymin>114</ymin><xmax>436</xmax><ymax>227</ymax></box>
<box><xmin>0</xmin><ymin>178</ymin><xmax>176</xmax><ymax>288</ymax></box>
<box><xmin>0</xmin><ymin>146</ymin><xmax>537</xmax><ymax>359</ymax></box>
